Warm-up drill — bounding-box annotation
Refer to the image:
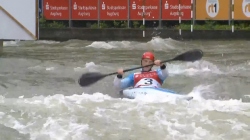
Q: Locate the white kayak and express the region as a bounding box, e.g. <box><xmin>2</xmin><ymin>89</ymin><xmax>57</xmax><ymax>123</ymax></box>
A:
<box><xmin>121</xmin><ymin>87</ymin><xmax>193</xmax><ymax>101</ymax></box>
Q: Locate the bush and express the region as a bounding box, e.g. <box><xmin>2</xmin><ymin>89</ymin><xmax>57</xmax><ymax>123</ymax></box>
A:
<box><xmin>39</xmin><ymin>15</ymin><xmax>66</xmax><ymax>28</ymax></box>
<box><xmin>46</xmin><ymin>21</ymin><xmax>66</xmax><ymax>28</ymax></box>
<box><xmin>39</xmin><ymin>17</ymin><xmax>250</xmax><ymax>30</ymax></box>
<box><xmin>39</xmin><ymin>15</ymin><xmax>47</xmax><ymax>28</ymax></box>
<box><xmin>133</xmin><ymin>21</ymin><xmax>140</xmax><ymax>28</ymax></box>
<box><xmin>90</xmin><ymin>23</ymin><xmax>99</xmax><ymax>29</ymax></box>
<box><xmin>99</xmin><ymin>22</ymin><xmax>109</xmax><ymax>28</ymax></box>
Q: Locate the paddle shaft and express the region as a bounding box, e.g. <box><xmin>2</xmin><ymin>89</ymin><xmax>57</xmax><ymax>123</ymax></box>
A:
<box><xmin>106</xmin><ymin>59</ymin><xmax>173</xmax><ymax>76</ymax></box>
<box><xmin>78</xmin><ymin>49</ymin><xmax>203</xmax><ymax>87</ymax></box>
<box><xmin>105</xmin><ymin>49</ymin><xmax>203</xmax><ymax>76</ymax></box>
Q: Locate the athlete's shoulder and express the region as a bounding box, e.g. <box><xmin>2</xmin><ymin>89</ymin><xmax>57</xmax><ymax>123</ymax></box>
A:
<box><xmin>125</xmin><ymin>73</ymin><xmax>135</xmax><ymax>80</ymax></box>
<box><xmin>156</xmin><ymin>68</ymin><xmax>161</xmax><ymax>72</ymax></box>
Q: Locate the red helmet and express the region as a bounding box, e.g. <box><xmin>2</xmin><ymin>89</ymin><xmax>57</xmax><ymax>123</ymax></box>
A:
<box><xmin>141</xmin><ymin>52</ymin><xmax>155</xmax><ymax>61</ymax></box>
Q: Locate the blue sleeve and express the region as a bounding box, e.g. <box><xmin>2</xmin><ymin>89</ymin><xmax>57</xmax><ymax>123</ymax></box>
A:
<box><xmin>120</xmin><ymin>73</ymin><xmax>134</xmax><ymax>89</ymax></box>
<box><xmin>157</xmin><ymin>68</ymin><xmax>168</xmax><ymax>83</ymax></box>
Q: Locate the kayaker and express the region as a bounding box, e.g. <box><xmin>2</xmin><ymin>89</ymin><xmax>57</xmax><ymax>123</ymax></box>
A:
<box><xmin>113</xmin><ymin>51</ymin><xmax>168</xmax><ymax>91</ymax></box>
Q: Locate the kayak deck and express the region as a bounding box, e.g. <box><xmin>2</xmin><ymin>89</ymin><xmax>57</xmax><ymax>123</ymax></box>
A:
<box><xmin>121</xmin><ymin>87</ymin><xmax>193</xmax><ymax>101</ymax></box>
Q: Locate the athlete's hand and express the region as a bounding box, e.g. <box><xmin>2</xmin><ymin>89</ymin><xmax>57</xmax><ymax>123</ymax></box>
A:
<box><xmin>154</xmin><ymin>60</ymin><xmax>162</xmax><ymax>66</ymax></box>
<box><xmin>117</xmin><ymin>68</ymin><xmax>124</xmax><ymax>75</ymax></box>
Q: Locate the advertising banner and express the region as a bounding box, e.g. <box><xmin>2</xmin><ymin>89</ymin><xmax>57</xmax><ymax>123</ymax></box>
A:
<box><xmin>43</xmin><ymin>0</ymin><xmax>69</xmax><ymax>20</ymax></box>
<box><xmin>71</xmin><ymin>0</ymin><xmax>98</xmax><ymax>20</ymax></box>
<box><xmin>100</xmin><ymin>0</ymin><xmax>128</xmax><ymax>20</ymax></box>
<box><xmin>195</xmin><ymin>0</ymin><xmax>230</xmax><ymax>20</ymax></box>
<box><xmin>161</xmin><ymin>0</ymin><xmax>192</xmax><ymax>20</ymax></box>
<box><xmin>130</xmin><ymin>0</ymin><xmax>160</xmax><ymax>20</ymax></box>
<box><xmin>234</xmin><ymin>0</ymin><xmax>250</xmax><ymax>20</ymax></box>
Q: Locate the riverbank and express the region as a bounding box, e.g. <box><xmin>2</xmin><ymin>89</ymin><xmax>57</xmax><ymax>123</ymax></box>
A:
<box><xmin>39</xmin><ymin>28</ymin><xmax>250</xmax><ymax>41</ymax></box>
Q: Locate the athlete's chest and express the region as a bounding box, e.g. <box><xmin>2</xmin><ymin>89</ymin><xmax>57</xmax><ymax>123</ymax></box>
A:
<box><xmin>134</xmin><ymin>71</ymin><xmax>159</xmax><ymax>80</ymax></box>
<box><xmin>133</xmin><ymin>71</ymin><xmax>162</xmax><ymax>84</ymax></box>
<box><xmin>134</xmin><ymin>72</ymin><xmax>162</xmax><ymax>88</ymax></box>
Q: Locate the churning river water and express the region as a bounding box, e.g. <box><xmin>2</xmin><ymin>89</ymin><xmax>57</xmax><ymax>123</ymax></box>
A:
<box><xmin>0</xmin><ymin>38</ymin><xmax>250</xmax><ymax>140</ymax></box>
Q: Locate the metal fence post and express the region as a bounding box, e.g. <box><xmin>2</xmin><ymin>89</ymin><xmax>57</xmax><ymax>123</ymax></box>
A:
<box><xmin>69</xmin><ymin>0</ymin><xmax>72</xmax><ymax>27</ymax></box>
<box><xmin>178</xmin><ymin>0</ymin><xmax>181</xmax><ymax>35</ymax></box>
<box><xmin>98</xmin><ymin>0</ymin><xmax>100</xmax><ymax>28</ymax></box>
<box><xmin>143</xmin><ymin>0</ymin><xmax>145</xmax><ymax>37</ymax></box>
<box><xmin>127</xmin><ymin>0</ymin><xmax>130</xmax><ymax>28</ymax></box>
<box><xmin>231</xmin><ymin>0</ymin><xmax>234</xmax><ymax>32</ymax></box>
<box><xmin>159</xmin><ymin>0</ymin><xmax>162</xmax><ymax>28</ymax></box>
<box><xmin>191</xmin><ymin>0</ymin><xmax>193</xmax><ymax>32</ymax></box>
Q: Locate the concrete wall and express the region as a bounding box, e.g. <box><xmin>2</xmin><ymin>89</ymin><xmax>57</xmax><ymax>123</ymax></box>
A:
<box><xmin>39</xmin><ymin>28</ymin><xmax>250</xmax><ymax>41</ymax></box>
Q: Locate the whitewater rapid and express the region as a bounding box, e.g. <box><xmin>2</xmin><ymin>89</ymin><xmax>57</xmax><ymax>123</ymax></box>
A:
<box><xmin>0</xmin><ymin>38</ymin><xmax>250</xmax><ymax>140</ymax></box>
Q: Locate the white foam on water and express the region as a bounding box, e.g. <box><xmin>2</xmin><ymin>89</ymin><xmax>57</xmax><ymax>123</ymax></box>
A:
<box><xmin>85</xmin><ymin>38</ymin><xmax>178</xmax><ymax>50</ymax></box>
<box><xmin>1</xmin><ymin>39</ymin><xmax>250</xmax><ymax>140</ymax></box>
<box><xmin>73</xmin><ymin>62</ymin><xmax>108</xmax><ymax>73</ymax></box>
<box><xmin>28</xmin><ymin>64</ymin><xmax>58</xmax><ymax>73</ymax></box>
<box><xmin>27</xmin><ymin>61</ymin><xmax>106</xmax><ymax>76</ymax></box>
<box><xmin>35</xmin><ymin>117</ymin><xmax>91</xmax><ymax>140</ymax></box>
<box><xmin>33</xmin><ymin>40</ymin><xmax>60</xmax><ymax>44</ymax></box>
<box><xmin>66</xmin><ymin>92</ymin><xmax>113</xmax><ymax>103</ymax></box>
<box><xmin>45</xmin><ymin>67</ymin><xmax>55</xmax><ymax>71</ymax></box>
<box><xmin>86</xmin><ymin>41</ymin><xmax>119</xmax><ymax>49</ymax></box>
<box><xmin>3</xmin><ymin>40</ymin><xmax>20</xmax><ymax>46</ymax></box>
<box><xmin>147</xmin><ymin>37</ymin><xmax>177</xmax><ymax>50</ymax></box>
<box><xmin>0</xmin><ymin>89</ymin><xmax>249</xmax><ymax>140</ymax></box>
<box><xmin>102</xmin><ymin>59</ymin><xmax>222</xmax><ymax>79</ymax></box>
<box><xmin>0</xmin><ymin>112</ymin><xmax>5</xmax><ymax>119</ymax></box>
<box><xmin>228</xmin><ymin>61</ymin><xmax>250</xmax><ymax>72</ymax></box>
<box><xmin>18</xmin><ymin>96</ymin><xmax>24</xmax><ymax>99</ymax></box>
<box><xmin>26</xmin><ymin>60</ymin><xmax>69</xmax><ymax>72</ymax></box>
<box><xmin>86</xmin><ymin>41</ymin><xmax>129</xmax><ymax>49</ymax></box>
<box><xmin>3</xmin><ymin>40</ymin><xmax>60</xmax><ymax>47</ymax></box>
<box><xmin>128</xmin><ymin>92</ymin><xmax>186</xmax><ymax>104</ymax></box>
<box><xmin>187</xmin><ymin>85</ymin><xmax>212</xmax><ymax>101</ymax></box>
<box><xmin>167</xmin><ymin>60</ymin><xmax>223</xmax><ymax>76</ymax></box>
<box><xmin>73</xmin><ymin>62</ymin><xmax>115</xmax><ymax>77</ymax></box>
<box><xmin>0</xmin><ymin>93</ymin><xmax>113</xmax><ymax>139</ymax></box>
<box><xmin>85</xmin><ymin>62</ymin><xmax>97</xmax><ymax>69</ymax></box>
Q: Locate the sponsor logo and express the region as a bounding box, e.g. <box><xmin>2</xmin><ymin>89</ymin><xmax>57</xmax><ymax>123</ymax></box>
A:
<box><xmin>242</xmin><ymin>0</ymin><xmax>250</xmax><ymax>17</ymax></box>
<box><xmin>206</xmin><ymin>0</ymin><xmax>219</xmax><ymax>17</ymax></box>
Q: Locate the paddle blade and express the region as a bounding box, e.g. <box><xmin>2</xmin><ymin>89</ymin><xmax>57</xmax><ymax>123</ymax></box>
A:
<box><xmin>172</xmin><ymin>49</ymin><xmax>203</xmax><ymax>62</ymax></box>
<box><xmin>78</xmin><ymin>72</ymin><xmax>107</xmax><ymax>87</ymax></box>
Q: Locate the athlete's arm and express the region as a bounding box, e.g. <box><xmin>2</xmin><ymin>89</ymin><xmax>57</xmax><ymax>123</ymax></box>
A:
<box><xmin>157</xmin><ymin>64</ymin><xmax>169</xmax><ymax>82</ymax></box>
<box><xmin>113</xmin><ymin>73</ymin><xmax>134</xmax><ymax>91</ymax></box>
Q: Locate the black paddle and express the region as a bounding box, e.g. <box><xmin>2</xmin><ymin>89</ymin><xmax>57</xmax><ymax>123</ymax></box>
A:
<box><xmin>78</xmin><ymin>49</ymin><xmax>203</xmax><ymax>87</ymax></box>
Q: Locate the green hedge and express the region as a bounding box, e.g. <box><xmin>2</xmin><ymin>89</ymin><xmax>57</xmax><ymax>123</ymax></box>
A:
<box><xmin>39</xmin><ymin>16</ymin><xmax>250</xmax><ymax>30</ymax></box>
<box><xmin>176</xmin><ymin>20</ymin><xmax>250</xmax><ymax>30</ymax></box>
<box><xmin>39</xmin><ymin>15</ymin><xmax>66</xmax><ymax>28</ymax></box>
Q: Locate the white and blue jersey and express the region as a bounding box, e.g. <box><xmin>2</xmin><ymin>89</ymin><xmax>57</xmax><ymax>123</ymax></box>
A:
<box><xmin>113</xmin><ymin>67</ymin><xmax>168</xmax><ymax>91</ymax></box>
